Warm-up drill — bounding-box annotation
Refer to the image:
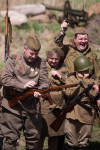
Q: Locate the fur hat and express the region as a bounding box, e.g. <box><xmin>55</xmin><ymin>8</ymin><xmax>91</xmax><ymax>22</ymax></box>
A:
<box><xmin>25</xmin><ymin>34</ymin><xmax>41</xmax><ymax>51</ymax></box>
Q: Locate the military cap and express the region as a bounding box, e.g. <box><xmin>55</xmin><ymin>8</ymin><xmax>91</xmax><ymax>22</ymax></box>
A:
<box><xmin>75</xmin><ymin>27</ymin><xmax>88</xmax><ymax>35</ymax></box>
<box><xmin>47</xmin><ymin>43</ymin><xmax>64</xmax><ymax>59</ymax></box>
<box><xmin>25</xmin><ymin>34</ymin><xmax>41</xmax><ymax>51</ymax></box>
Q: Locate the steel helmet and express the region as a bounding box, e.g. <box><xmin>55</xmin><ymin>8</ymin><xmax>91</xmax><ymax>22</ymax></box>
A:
<box><xmin>74</xmin><ymin>56</ymin><xmax>93</xmax><ymax>72</ymax></box>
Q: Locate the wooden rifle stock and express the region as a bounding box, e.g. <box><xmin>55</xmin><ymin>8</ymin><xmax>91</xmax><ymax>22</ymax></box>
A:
<box><xmin>50</xmin><ymin>103</ymin><xmax>73</xmax><ymax>132</ymax></box>
<box><xmin>50</xmin><ymin>82</ymin><xmax>94</xmax><ymax>132</ymax></box>
<box><xmin>42</xmin><ymin>93</ymin><xmax>53</xmax><ymax>105</ymax></box>
<box><xmin>8</xmin><ymin>83</ymin><xmax>78</xmax><ymax>107</ymax></box>
<box><xmin>5</xmin><ymin>0</ymin><xmax>9</xmax><ymax>61</ymax></box>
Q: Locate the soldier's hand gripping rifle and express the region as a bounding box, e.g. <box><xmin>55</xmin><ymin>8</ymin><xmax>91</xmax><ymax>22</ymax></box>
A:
<box><xmin>50</xmin><ymin>82</ymin><xmax>94</xmax><ymax>132</ymax></box>
<box><xmin>7</xmin><ymin>83</ymin><xmax>79</xmax><ymax>107</ymax></box>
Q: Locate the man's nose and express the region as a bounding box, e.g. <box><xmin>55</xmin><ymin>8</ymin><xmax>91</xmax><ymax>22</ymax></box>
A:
<box><xmin>52</xmin><ymin>59</ymin><xmax>56</xmax><ymax>62</ymax></box>
<box><xmin>81</xmin><ymin>39</ymin><xmax>86</xmax><ymax>42</ymax></box>
<box><xmin>32</xmin><ymin>54</ymin><xmax>36</xmax><ymax>58</ymax></box>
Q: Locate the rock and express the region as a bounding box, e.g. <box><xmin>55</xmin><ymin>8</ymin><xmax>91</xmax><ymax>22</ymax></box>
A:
<box><xmin>30</xmin><ymin>14</ymin><xmax>50</xmax><ymax>23</ymax></box>
<box><xmin>10</xmin><ymin>4</ymin><xmax>46</xmax><ymax>16</ymax></box>
<box><xmin>88</xmin><ymin>2</ymin><xmax>100</xmax><ymax>17</ymax></box>
<box><xmin>86</xmin><ymin>15</ymin><xmax>100</xmax><ymax>46</ymax></box>
<box><xmin>0</xmin><ymin>10</ymin><xmax>27</xmax><ymax>26</ymax></box>
<box><xmin>45</xmin><ymin>10</ymin><xmax>54</xmax><ymax>19</ymax></box>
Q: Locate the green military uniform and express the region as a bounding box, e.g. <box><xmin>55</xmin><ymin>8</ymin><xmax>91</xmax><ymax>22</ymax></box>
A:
<box><xmin>64</xmin><ymin>74</ymin><xmax>99</xmax><ymax>148</ymax></box>
<box><xmin>41</xmin><ymin>61</ymin><xmax>67</xmax><ymax>136</ymax></box>
<box><xmin>54</xmin><ymin>32</ymin><xmax>100</xmax><ymax>77</ymax></box>
<box><xmin>38</xmin><ymin>60</ymin><xmax>68</xmax><ymax>150</ymax></box>
<box><xmin>63</xmin><ymin>56</ymin><xmax>100</xmax><ymax>150</ymax></box>
<box><xmin>1</xmin><ymin>34</ymin><xmax>49</xmax><ymax>150</ymax></box>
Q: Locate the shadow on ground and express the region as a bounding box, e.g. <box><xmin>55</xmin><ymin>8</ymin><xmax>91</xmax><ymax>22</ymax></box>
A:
<box><xmin>62</xmin><ymin>141</ymin><xmax>100</xmax><ymax>150</ymax></box>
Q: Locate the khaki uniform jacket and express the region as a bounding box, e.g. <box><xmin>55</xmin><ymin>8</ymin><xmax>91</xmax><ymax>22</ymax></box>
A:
<box><xmin>1</xmin><ymin>54</ymin><xmax>49</xmax><ymax>115</ymax></box>
<box><xmin>40</xmin><ymin>62</ymin><xmax>68</xmax><ymax>137</ymax></box>
<box><xmin>54</xmin><ymin>34</ymin><xmax>100</xmax><ymax>78</ymax></box>
<box><xmin>65</xmin><ymin>74</ymin><xmax>99</xmax><ymax>124</ymax></box>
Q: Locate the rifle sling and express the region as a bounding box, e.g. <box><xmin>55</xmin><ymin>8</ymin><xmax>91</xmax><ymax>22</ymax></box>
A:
<box><xmin>18</xmin><ymin>101</ymin><xmax>41</xmax><ymax>114</ymax></box>
<box><xmin>48</xmin><ymin>96</ymin><xmax>63</xmax><ymax>115</ymax></box>
<box><xmin>8</xmin><ymin>17</ymin><xmax>12</xmax><ymax>43</ymax></box>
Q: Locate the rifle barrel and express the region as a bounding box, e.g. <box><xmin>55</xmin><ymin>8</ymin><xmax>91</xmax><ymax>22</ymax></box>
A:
<box><xmin>8</xmin><ymin>83</ymin><xmax>79</xmax><ymax>107</ymax></box>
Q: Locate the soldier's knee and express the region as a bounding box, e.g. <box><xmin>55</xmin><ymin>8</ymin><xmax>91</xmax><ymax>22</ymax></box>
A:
<box><xmin>3</xmin><ymin>137</ymin><xmax>17</xmax><ymax>150</ymax></box>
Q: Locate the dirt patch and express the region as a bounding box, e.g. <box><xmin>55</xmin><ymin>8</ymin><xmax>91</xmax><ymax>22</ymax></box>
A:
<box><xmin>86</xmin><ymin>14</ymin><xmax>100</xmax><ymax>47</ymax></box>
<box><xmin>88</xmin><ymin>2</ymin><xmax>100</xmax><ymax>17</ymax></box>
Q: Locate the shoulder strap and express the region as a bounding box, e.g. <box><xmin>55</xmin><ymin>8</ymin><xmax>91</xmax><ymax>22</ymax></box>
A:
<box><xmin>10</xmin><ymin>53</ymin><xmax>22</xmax><ymax>67</ymax></box>
<box><xmin>14</xmin><ymin>55</ymin><xmax>22</xmax><ymax>67</ymax></box>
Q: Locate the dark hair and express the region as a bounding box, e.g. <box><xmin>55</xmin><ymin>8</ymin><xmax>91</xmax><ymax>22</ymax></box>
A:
<box><xmin>74</xmin><ymin>33</ymin><xmax>88</xmax><ymax>39</ymax></box>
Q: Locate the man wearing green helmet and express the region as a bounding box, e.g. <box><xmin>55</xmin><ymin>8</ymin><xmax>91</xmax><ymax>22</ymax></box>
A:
<box><xmin>64</xmin><ymin>56</ymin><xmax>100</xmax><ymax>150</ymax></box>
<box><xmin>54</xmin><ymin>20</ymin><xmax>100</xmax><ymax>150</ymax></box>
<box><xmin>74</xmin><ymin>55</ymin><xmax>93</xmax><ymax>72</ymax></box>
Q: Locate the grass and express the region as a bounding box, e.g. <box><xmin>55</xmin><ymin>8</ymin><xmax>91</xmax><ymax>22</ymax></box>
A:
<box><xmin>93</xmin><ymin>49</ymin><xmax>100</xmax><ymax>64</ymax></box>
<box><xmin>32</xmin><ymin>21</ymin><xmax>61</xmax><ymax>34</ymax></box>
<box><xmin>70</xmin><ymin>0</ymin><xmax>100</xmax><ymax>9</ymax></box>
<box><xmin>89</xmin><ymin>125</ymin><xmax>100</xmax><ymax>150</ymax></box>
<box><xmin>66</xmin><ymin>28</ymin><xmax>74</xmax><ymax>38</ymax></box>
<box><xmin>19</xmin><ymin>20</ymin><xmax>74</xmax><ymax>39</ymax></box>
<box><xmin>63</xmin><ymin>125</ymin><xmax>100</xmax><ymax>150</ymax></box>
<box><xmin>17</xmin><ymin>125</ymin><xmax>100</xmax><ymax>150</ymax></box>
<box><xmin>0</xmin><ymin>61</ymin><xmax>4</xmax><ymax>68</ymax></box>
<box><xmin>13</xmin><ymin>21</ymin><xmax>61</xmax><ymax>34</ymax></box>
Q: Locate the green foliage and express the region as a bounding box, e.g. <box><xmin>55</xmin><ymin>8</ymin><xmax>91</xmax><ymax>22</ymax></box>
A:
<box><xmin>44</xmin><ymin>23</ymin><xmax>61</xmax><ymax>32</ymax></box>
<box><xmin>0</xmin><ymin>15</ymin><xmax>5</xmax><ymax>33</ymax></box>
<box><xmin>66</xmin><ymin>30</ymin><xmax>74</xmax><ymax>38</ymax></box>
<box><xmin>96</xmin><ymin>0</ymin><xmax>100</xmax><ymax>2</ymax></box>
<box><xmin>32</xmin><ymin>21</ymin><xmax>44</xmax><ymax>33</ymax></box>
<box><xmin>20</xmin><ymin>23</ymin><xmax>31</xmax><ymax>30</ymax></box>
<box><xmin>0</xmin><ymin>23</ymin><xmax>5</xmax><ymax>33</ymax></box>
<box><xmin>90</xmin><ymin>125</ymin><xmax>100</xmax><ymax>143</ymax></box>
<box><xmin>13</xmin><ymin>26</ymin><xmax>20</xmax><ymax>33</ymax></box>
<box><xmin>94</xmin><ymin>27</ymin><xmax>98</xmax><ymax>33</ymax></box>
<box><xmin>98</xmin><ymin>58</ymin><xmax>100</xmax><ymax>63</ymax></box>
<box><xmin>70</xmin><ymin>0</ymin><xmax>100</xmax><ymax>9</ymax></box>
<box><xmin>31</xmin><ymin>21</ymin><xmax>60</xmax><ymax>33</ymax></box>
<box><xmin>93</xmin><ymin>49</ymin><xmax>100</xmax><ymax>63</ymax></box>
<box><xmin>0</xmin><ymin>61</ymin><xmax>4</xmax><ymax>68</ymax></box>
<box><xmin>97</xmin><ymin>38</ymin><xmax>100</xmax><ymax>45</ymax></box>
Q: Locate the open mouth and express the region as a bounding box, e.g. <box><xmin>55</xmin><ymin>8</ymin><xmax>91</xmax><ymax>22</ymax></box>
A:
<box><xmin>80</xmin><ymin>43</ymin><xmax>87</xmax><ymax>48</ymax></box>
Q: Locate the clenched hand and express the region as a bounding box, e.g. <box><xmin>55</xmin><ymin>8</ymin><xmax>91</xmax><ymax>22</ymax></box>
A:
<box><xmin>51</xmin><ymin>71</ymin><xmax>61</xmax><ymax>78</ymax></box>
<box><xmin>34</xmin><ymin>91</ymin><xmax>41</xmax><ymax>98</ymax></box>
<box><xmin>24</xmin><ymin>81</ymin><xmax>36</xmax><ymax>89</ymax></box>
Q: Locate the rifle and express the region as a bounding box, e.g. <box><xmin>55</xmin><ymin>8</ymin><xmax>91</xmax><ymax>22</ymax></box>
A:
<box><xmin>5</xmin><ymin>0</ymin><xmax>12</xmax><ymax>61</ymax></box>
<box><xmin>5</xmin><ymin>0</ymin><xmax>9</xmax><ymax>61</ymax></box>
<box><xmin>50</xmin><ymin>82</ymin><xmax>94</xmax><ymax>132</ymax></box>
<box><xmin>7</xmin><ymin>83</ymin><xmax>79</xmax><ymax>107</ymax></box>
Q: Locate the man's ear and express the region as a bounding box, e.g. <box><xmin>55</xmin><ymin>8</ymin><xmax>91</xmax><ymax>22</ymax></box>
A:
<box><xmin>24</xmin><ymin>46</ymin><xmax>26</xmax><ymax>52</ymax></box>
<box><xmin>73</xmin><ymin>37</ymin><xmax>76</xmax><ymax>44</ymax></box>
